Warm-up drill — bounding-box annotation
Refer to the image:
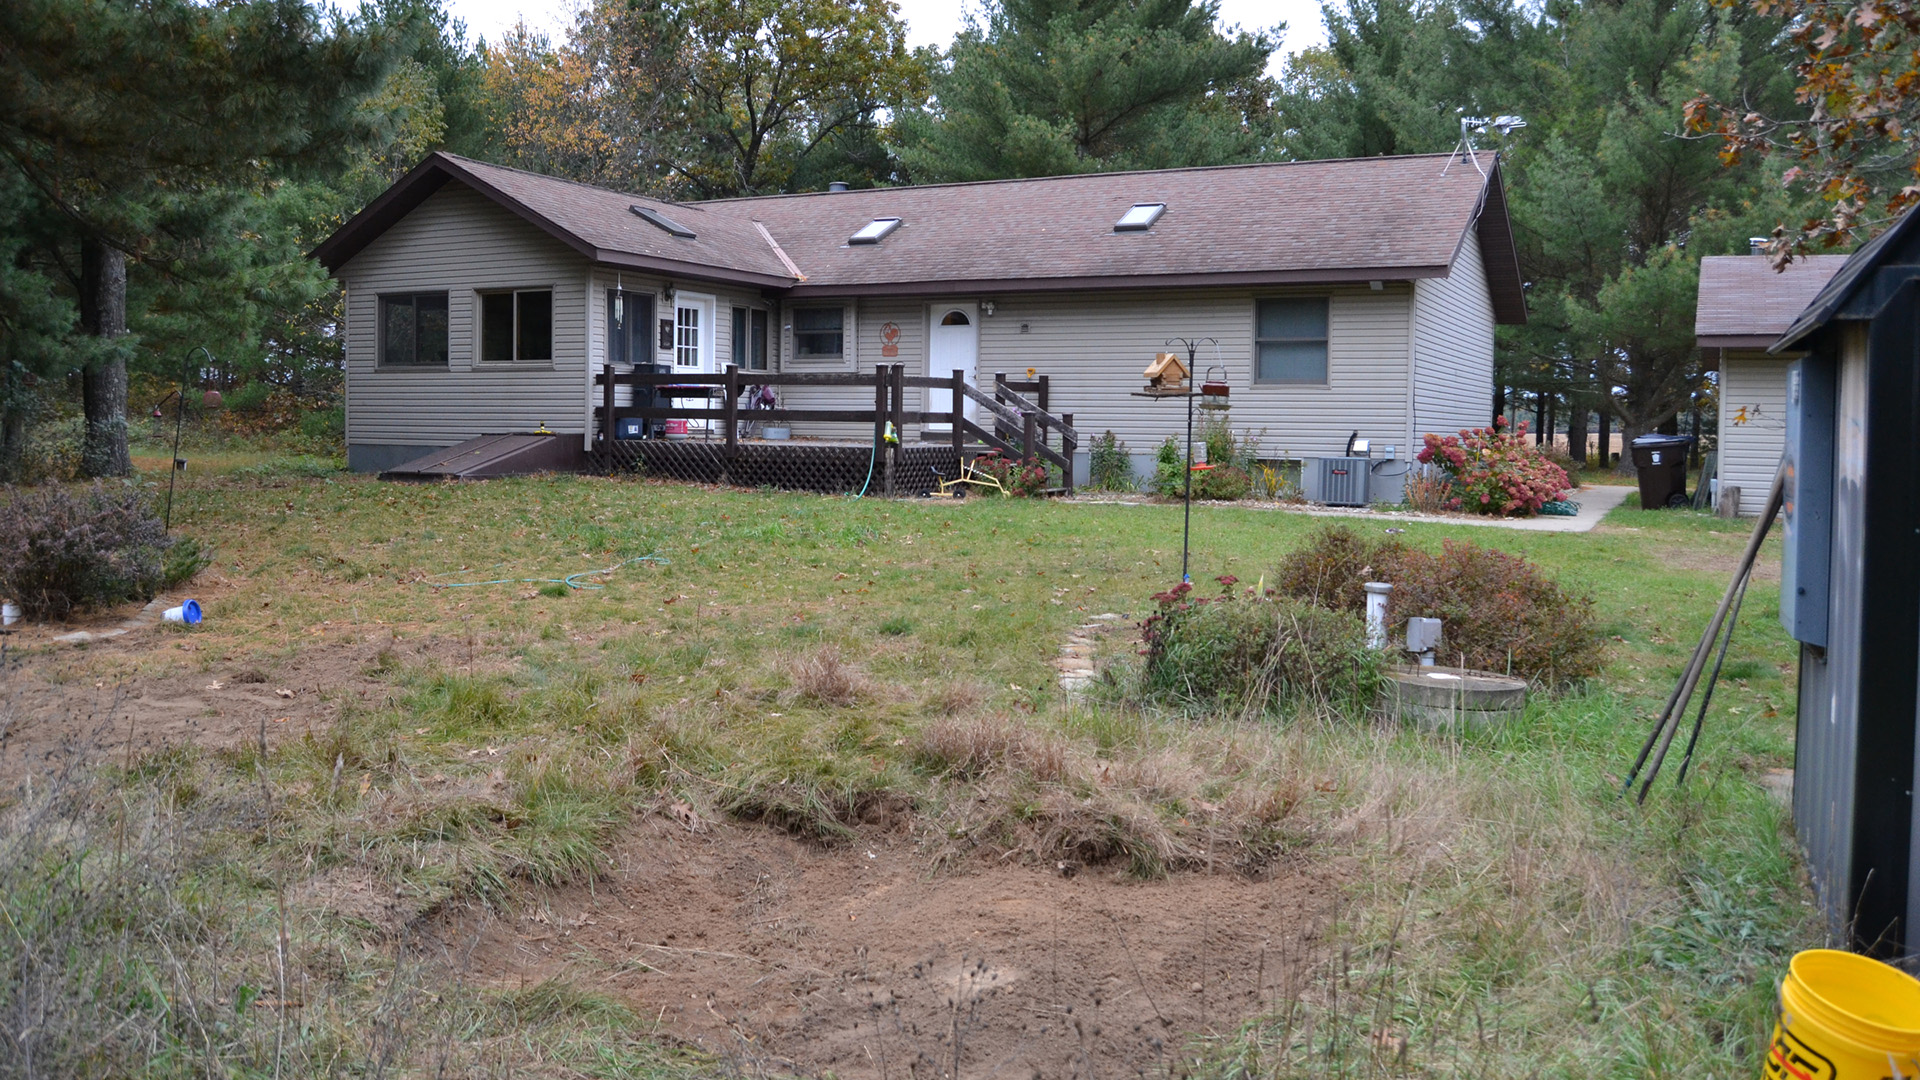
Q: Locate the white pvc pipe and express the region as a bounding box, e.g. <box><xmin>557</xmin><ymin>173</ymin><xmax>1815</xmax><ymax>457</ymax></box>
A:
<box><xmin>1363</xmin><ymin>581</ymin><xmax>1392</xmax><ymax>649</ymax></box>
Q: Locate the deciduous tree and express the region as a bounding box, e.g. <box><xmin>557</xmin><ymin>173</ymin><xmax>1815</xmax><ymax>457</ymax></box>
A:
<box><xmin>1686</xmin><ymin>0</ymin><xmax>1920</xmax><ymax>255</ymax></box>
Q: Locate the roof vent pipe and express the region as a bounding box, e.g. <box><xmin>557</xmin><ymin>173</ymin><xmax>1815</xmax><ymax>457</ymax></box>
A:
<box><xmin>827</xmin><ymin>181</ymin><xmax>850</xmax><ymax>193</ymax></box>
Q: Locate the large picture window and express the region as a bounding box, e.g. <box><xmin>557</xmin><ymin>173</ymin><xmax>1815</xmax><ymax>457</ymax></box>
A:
<box><xmin>608</xmin><ymin>289</ymin><xmax>655</xmax><ymax>367</ymax></box>
<box><xmin>732</xmin><ymin>307</ymin><xmax>769</xmax><ymax>371</ymax></box>
<box><xmin>378</xmin><ymin>292</ymin><xmax>449</xmax><ymax>367</ymax></box>
<box><xmin>793</xmin><ymin>306</ymin><xmax>844</xmax><ymax>362</ymax></box>
<box><xmin>1255</xmin><ymin>297</ymin><xmax>1329</xmax><ymax>384</ymax></box>
<box><xmin>480</xmin><ymin>289</ymin><xmax>553</xmax><ymax>363</ymax></box>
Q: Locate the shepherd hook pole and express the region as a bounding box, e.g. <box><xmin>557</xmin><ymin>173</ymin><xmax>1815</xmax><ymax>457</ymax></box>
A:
<box><xmin>1167</xmin><ymin>337</ymin><xmax>1215</xmax><ymax>584</ymax></box>
<box><xmin>164</xmin><ymin>346</ymin><xmax>213</xmax><ymax>534</ymax></box>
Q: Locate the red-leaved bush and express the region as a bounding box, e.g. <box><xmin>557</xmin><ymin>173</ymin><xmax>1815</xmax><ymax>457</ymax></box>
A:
<box><xmin>975</xmin><ymin>454</ymin><xmax>1050</xmax><ymax>497</ymax></box>
<box><xmin>1269</xmin><ymin>525</ymin><xmax>1603</xmax><ymax>686</ymax></box>
<box><xmin>1417</xmin><ymin>418</ymin><xmax>1571</xmax><ymax>517</ymax></box>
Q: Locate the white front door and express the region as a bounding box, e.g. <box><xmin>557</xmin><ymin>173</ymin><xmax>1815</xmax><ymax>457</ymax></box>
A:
<box><xmin>673</xmin><ymin>295</ymin><xmax>715</xmax><ymax>372</ymax></box>
<box><xmin>672</xmin><ymin>293</ymin><xmax>717</xmax><ymax>430</ymax></box>
<box><xmin>928</xmin><ymin>304</ymin><xmax>978</xmax><ymax>430</ymax></box>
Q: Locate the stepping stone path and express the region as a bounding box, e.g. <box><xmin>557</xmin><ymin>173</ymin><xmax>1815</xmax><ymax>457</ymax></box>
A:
<box><xmin>1057</xmin><ymin>613</ymin><xmax>1129</xmax><ymax>701</ymax></box>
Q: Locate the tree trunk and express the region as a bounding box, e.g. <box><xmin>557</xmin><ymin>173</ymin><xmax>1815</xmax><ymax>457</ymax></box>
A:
<box><xmin>1574</xmin><ymin>361</ymin><xmax>1589</xmax><ymax>463</ymax></box>
<box><xmin>0</xmin><ymin>365</ymin><xmax>26</xmax><ymax>483</ymax></box>
<box><xmin>1492</xmin><ymin>382</ymin><xmax>1505</xmax><ymax>426</ymax></box>
<box><xmin>1596</xmin><ymin>408</ymin><xmax>1612</xmax><ymax>473</ymax></box>
<box><xmin>79</xmin><ymin>238</ymin><xmax>132</xmax><ymax>478</ymax></box>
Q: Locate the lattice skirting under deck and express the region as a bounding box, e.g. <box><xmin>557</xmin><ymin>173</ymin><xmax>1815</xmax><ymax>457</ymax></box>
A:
<box><xmin>602</xmin><ymin>440</ymin><xmax>959</xmax><ymax>497</ymax></box>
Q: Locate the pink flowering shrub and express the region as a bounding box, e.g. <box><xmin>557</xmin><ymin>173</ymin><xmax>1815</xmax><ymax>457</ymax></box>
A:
<box><xmin>1416</xmin><ymin>418</ymin><xmax>1571</xmax><ymax>517</ymax></box>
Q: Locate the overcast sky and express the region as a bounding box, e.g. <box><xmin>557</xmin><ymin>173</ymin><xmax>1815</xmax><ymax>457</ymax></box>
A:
<box><xmin>436</xmin><ymin>0</ymin><xmax>1323</xmax><ymax>71</ymax></box>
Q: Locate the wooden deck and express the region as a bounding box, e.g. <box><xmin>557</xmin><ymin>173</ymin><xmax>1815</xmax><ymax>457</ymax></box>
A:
<box><xmin>595</xmin><ymin>365</ymin><xmax>1076</xmax><ymax>497</ymax></box>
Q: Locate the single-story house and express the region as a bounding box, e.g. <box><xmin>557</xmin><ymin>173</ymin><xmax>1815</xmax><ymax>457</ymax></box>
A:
<box><xmin>1695</xmin><ymin>250</ymin><xmax>1847</xmax><ymax>514</ymax></box>
<box><xmin>314</xmin><ymin>150</ymin><xmax>1527</xmax><ymax>494</ymax></box>
<box><xmin>1767</xmin><ymin>212</ymin><xmax>1920</xmax><ymax>955</ymax></box>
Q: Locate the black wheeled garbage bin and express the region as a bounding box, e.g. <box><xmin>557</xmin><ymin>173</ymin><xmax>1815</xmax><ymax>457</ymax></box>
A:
<box><xmin>1630</xmin><ymin>434</ymin><xmax>1694</xmax><ymax>508</ymax></box>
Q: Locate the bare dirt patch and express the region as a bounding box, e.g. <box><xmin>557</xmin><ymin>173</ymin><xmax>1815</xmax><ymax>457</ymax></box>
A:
<box><xmin>449</xmin><ymin>817</ymin><xmax>1345</xmax><ymax>1079</ymax></box>
<box><xmin>0</xmin><ymin>630</ymin><xmax>479</xmax><ymax>785</ymax></box>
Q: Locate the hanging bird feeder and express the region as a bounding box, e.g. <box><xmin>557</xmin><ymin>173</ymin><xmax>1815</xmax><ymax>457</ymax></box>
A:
<box><xmin>1199</xmin><ymin>365</ymin><xmax>1231</xmax><ymax>411</ymax></box>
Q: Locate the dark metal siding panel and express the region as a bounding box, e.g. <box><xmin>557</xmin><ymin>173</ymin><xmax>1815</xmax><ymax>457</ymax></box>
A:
<box><xmin>1792</xmin><ymin>325</ymin><xmax>1866</xmax><ymax>944</ymax></box>
<box><xmin>1851</xmin><ymin>297</ymin><xmax>1920</xmax><ymax>954</ymax></box>
<box><xmin>1793</xmin><ymin>644</ymin><xmax>1849</xmax><ymax>943</ymax></box>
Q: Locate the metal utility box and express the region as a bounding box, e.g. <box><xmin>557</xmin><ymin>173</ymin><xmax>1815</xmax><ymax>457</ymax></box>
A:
<box><xmin>1780</xmin><ymin>357</ymin><xmax>1835</xmax><ymax>646</ymax></box>
<box><xmin>1317</xmin><ymin>457</ymin><xmax>1372</xmax><ymax>506</ymax></box>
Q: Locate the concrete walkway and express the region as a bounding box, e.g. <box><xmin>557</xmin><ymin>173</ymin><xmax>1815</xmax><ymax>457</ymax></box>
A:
<box><xmin>1069</xmin><ymin>484</ymin><xmax>1635</xmax><ymax>534</ymax></box>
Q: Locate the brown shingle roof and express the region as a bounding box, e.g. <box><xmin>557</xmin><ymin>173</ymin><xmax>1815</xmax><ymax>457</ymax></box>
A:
<box><xmin>1696</xmin><ymin>255</ymin><xmax>1849</xmax><ymax>349</ymax></box>
<box><xmin>316</xmin><ymin>151</ymin><xmax>1526</xmax><ymax>322</ymax></box>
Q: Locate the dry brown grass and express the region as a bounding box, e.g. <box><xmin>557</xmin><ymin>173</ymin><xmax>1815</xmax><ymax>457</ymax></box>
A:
<box><xmin>783</xmin><ymin>646</ymin><xmax>871</xmax><ymax>707</ymax></box>
<box><xmin>913</xmin><ymin>715</ymin><xmax>1068</xmax><ymax>782</ymax></box>
<box><xmin>921</xmin><ymin>677</ymin><xmax>989</xmax><ymax>716</ymax></box>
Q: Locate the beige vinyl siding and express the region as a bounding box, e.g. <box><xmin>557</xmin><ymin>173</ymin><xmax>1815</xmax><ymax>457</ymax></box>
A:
<box><xmin>974</xmin><ymin>287</ymin><xmax>1411</xmax><ymax>461</ymax></box>
<box><xmin>1717</xmin><ymin>351</ymin><xmax>1790</xmax><ymax>515</ymax></box>
<box><xmin>1411</xmin><ymin>230</ymin><xmax>1496</xmax><ymax>443</ymax></box>
<box><xmin>783</xmin><ymin>287</ymin><xmax>1415</xmax><ymax>458</ymax></box>
<box><xmin>341</xmin><ymin>183</ymin><xmax>589</xmax><ymax>448</ymax></box>
<box><xmin>779</xmin><ymin>299</ymin><xmax>923</xmax><ymax>440</ymax></box>
<box><xmin>584</xmin><ymin>268</ymin><xmax>772</xmax><ymax>441</ymax></box>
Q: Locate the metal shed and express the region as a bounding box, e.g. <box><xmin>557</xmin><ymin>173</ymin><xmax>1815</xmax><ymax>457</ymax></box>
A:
<box><xmin>1771</xmin><ymin>215</ymin><xmax>1920</xmax><ymax>956</ymax></box>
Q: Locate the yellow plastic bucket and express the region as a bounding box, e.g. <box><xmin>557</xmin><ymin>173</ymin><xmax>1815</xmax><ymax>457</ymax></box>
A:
<box><xmin>1766</xmin><ymin>949</ymin><xmax>1920</xmax><ymax>1080</ymax></box>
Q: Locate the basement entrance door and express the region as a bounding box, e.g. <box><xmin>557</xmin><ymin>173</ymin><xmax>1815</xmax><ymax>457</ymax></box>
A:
<box><xmin>928</xmin><ymin>304</ymin><xmax>977</xmax><ymax>431</ymax></box>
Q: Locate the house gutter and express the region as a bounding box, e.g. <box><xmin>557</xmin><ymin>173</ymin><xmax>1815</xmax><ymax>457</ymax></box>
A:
<box><xmin>777</xmin><ymin>266</ymin><xmax>1453</xmax><ymax>299</ymax></box>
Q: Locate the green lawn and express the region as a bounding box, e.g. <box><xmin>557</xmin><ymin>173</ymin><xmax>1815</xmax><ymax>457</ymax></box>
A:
<box><xmin>0</xmin><ymin>458</ymin><xmax>1813</xmax><ymax>1078</ymax></box>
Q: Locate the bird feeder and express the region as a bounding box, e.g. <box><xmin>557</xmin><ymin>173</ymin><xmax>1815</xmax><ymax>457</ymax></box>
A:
<box><xmin>1142</xmin><ymin>351</ymin><xmax>1189</xmax><ymax>394</ymax></box>
<box><xmin>1199</xmin><ymin>365</ymin><xmax>1231</xmax><ymax>411</ymax></box>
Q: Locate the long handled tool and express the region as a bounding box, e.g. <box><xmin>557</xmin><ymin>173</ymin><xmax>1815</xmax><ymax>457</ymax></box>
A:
<box><xmin>1673</xmin><ymin>560</ymin><xmax>1753</xmax><ymax>787</ymax></box>
<box><xmin>1621</xmin><ymin>461</ymin><xmax>1784</xmax><ymax>801</ymax></box>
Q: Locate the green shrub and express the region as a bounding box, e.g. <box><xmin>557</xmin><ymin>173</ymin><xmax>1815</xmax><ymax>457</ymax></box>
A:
<box><xmin>1088</xmin><ymin>430</ymin><xmax>1135</xmax><ymax>491</ymax></box>
<box><xmin>1195</xmin><ymin>464</ymin><xmax>1251</xmax><ymax>500</ymax></box>
<box><xmin>1151</xmin><ymin>437</ymin><xmax>1187</xmax><ymax>497</ymax></box>
<box><xmin>1139</xmin><ymin>577</ymin><xmax>1381</xmax><ymax>715</ymax></box>
<box><xmin>1268</xmin><ymin>524</ymin><xmax>1603</xmax><ymax>686</ymax></box>
<box><xmin>0</xmin><ymin>483</ymin><xmax>178</xmax><ymax>618</ymax></box>
<box><xmin>161</xmin><ymin>536</ymin><xmax>212</xmax><ymax>589</ymax></box>
<box><xmin>297</xmin><ymin>404</ymin><xmax>345</xmax><ymax>445</ymax></box>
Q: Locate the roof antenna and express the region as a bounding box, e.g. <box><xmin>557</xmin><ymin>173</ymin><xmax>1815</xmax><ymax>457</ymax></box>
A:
<box><xmin>1442</xmin><ymin>114</ymin><xmax>1526</xmax><ymax>178</ymax></box>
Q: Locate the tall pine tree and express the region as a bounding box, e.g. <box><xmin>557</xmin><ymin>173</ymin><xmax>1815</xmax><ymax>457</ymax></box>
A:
<box><xmin>896</xmin><ymin>0</ymin><xmax>1279</xmax><ymax>181</ymax></box>
<box><xmin>0</xmin><ymin>0</ymin><xmax>401</xmax><ymax>477</ymax></box>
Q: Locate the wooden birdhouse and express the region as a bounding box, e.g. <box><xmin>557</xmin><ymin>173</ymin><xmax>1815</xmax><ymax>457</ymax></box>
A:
<box><xmin>1143</xmin><ymin>351</ymin><xmax>1189</xmax><ymax>391</ymax></box>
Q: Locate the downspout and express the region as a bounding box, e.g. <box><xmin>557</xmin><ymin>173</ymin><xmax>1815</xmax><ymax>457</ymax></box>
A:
<box><xmin>582</xmin><ymin>269</ymin><xmax>596</xmax><ymax>453</ymax></box>
<box><xmin>1405</xmin><ymin>280</ymin><xmax>1419</xmax><ymax>466</ymax></box>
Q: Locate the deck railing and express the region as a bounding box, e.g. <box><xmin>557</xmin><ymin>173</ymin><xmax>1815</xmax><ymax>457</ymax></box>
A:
<box><xmin>593</xmin><ymin>364</ymin><xmax>1077</xmax><ymax>494</ymax></box>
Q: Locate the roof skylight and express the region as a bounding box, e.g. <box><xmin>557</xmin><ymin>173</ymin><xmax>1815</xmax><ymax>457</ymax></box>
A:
<box><xmin>849</xmin><ymin>217</ymin><xmax>902</xmax><ymax>245</ymax></box>
<box><xmin>1114</xmin><ymin>203</ymin><xmax>1166</xmax><ymax>231</ymax></box>
<box><xmin>630</xmin><ymin>204</ymin><xmax>696</xmax><ymax>239</ymax></box>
